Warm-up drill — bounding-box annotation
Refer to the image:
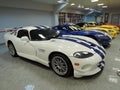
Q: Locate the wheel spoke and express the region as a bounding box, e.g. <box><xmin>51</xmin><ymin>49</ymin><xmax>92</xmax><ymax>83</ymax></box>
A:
<box><xmin>8</xmin><ymin>44</ymin><xmax>16</xmax><ymax>56</ymax></box>
<box><xmin>52</xmin><ymin>56</ymin><xmax>68</xmax><ymax>75</ymax></box>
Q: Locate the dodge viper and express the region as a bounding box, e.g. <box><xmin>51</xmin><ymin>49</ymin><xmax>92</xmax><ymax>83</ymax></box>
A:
<box><xmin>106</xmin><ymin>23</ymin><xmax>120</xmax><ymax>30</ymax></box>
<box><xmin>76</xmin><ymin>22</ymin><xmax>118</xmax><ymax>38</ymax></box>
<box><xmin>97</xmin><ymin>26</ymin><xmax>118</xmax><ymax>38</ymax></box>
<box><xmin>53</xmin><ymin>24</ymin><xmax>112</xmax><ymax>48</ymax></box>
<box><xmin>4</xmin><ymin>26</ymin><xmax>105</xmax><ymax>78</ymax></box>
<box><xmin>100</xmin><ymin>25</ymin><xmax>120</xmax><ymax>33</ymax></box>
<box><xmin>83</xmin><ymin>26</ymin><xmax>117</xmax><ymax>38</ymax></box>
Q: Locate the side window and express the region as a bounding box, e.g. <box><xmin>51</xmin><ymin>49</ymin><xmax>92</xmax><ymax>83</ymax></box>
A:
<box><xmin>30</xmin><ymin>29</ymin><xmax>58</xmax><ymax>41</ymax></box>
<box><xmin>17</xmin><ymin>29</ymin><xmax>29</xmax><ymax>39</ymax></box>
<box><xmin>62</xmin><ymin>26</ymin><xmax>67</xmax><ymax>30</ymax></box>
<box><xmin>57</xmin><ymin>26</ymin><xmax>62</xmax><ymax>30</ymax></box>
<box><xmin>30</xmin><ymin>30</ymin><xmax>44</xmax><ymax>41</ymax></box>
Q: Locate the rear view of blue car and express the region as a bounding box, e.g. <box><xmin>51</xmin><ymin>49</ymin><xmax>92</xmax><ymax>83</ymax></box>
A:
<box><xmin>52</xmin><ymin>23</ymin><xmax>112</xmax><ymax>48</ymax></box>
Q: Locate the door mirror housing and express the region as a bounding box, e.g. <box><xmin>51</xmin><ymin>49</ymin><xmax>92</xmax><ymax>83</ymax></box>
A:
<box><xmin>21</xmin><ymin>36</ymin><xmax>29</xmax><ymax>42</ymax></box>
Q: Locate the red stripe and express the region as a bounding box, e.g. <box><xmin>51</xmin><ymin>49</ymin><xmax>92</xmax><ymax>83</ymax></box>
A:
<box><xmin>0</xmin><ymin>30</ymin><xmax>15</xmax><ymax>33</ymax></box>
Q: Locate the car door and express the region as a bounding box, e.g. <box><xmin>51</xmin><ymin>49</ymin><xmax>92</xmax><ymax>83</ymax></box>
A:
<box><xmin>15</xmin><ymin>29</ymin><xmax>36</xmax><ymax>59</ymax></box>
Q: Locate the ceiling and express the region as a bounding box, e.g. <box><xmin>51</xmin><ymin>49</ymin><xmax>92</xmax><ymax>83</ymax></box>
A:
<box><xmin>32</xmin><ymin>0</ymin><xmax>120</xmax><ymax>12</ymax></box>
<box><xmin>0</xmin><ymin>0</ymin><xmax>120</xmax><ymax>12</ymax></box>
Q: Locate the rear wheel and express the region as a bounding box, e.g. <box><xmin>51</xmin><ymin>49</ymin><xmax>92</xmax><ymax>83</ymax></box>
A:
<box><xmin>8</xmin><ymin>42</ymin><xmax>17</xmax><ymax>57</ymax></box>
<box><xmin>50</xmin><ymin>53</ymin><xmax>73</xmax><ymax>77</ymax></box>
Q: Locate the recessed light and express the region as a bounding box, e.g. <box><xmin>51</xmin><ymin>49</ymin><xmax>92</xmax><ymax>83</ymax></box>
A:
<box><xmin>57</xmin><ymin>0</ymin><xmax>64</xmax><ymax>3</ymax></box>
<box><xmin>102</xmin><ymin>6</ymin><xmax>108</xmax><ymax>8</ymax></box>
<box><xmin>71</xmin><ymin>3</ymin><xmax>75</xmax><ymax>6</ymax></box>
<box><xmin>78</xmin><ymin>4</ymin><xmax>81</xmax><ymax>8</ymax></box>
<box><xmin>85</xmin><ymin>8</ymin><xmax>90</xmax><ymax>10</ymax></box>
<box><xmin>57</xmin><ymin>0</ymin><xmax>68</xmax><ymax>3</ymax></box>
<box><xmin>81</xmin><ymin>5</ymin><xmax>84</xmax><ymax>8</ymax></box>
<box><xmin>97</xmin><ymin>3</ymin><xmax>104</xmax><ymax>6</ymax></box>
<box><xmin>91</xmin><ymin>0</ymin><xmax>99</xmax><ymax>2</ymax></box>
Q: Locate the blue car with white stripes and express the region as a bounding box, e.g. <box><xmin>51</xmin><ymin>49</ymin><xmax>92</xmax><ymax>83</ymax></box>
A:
<box><xmin>52</xmin><ymin>23</ymin><xmax>112</xmax><ymax>48</ymax></box>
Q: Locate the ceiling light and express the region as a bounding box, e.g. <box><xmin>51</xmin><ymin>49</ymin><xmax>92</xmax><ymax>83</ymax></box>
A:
<box><xmin>78</xmin><ymin>5</ymin><xmax>84</xmax><ymax>8</ymax></box>
<box><xmin>78</xmin><ymin>4</ymin><xmax>81</xmax><ymax>8</ymax></box>
<box><xmin>91</xmin><ymin>0</ymin><xmax>99</xmax><ymax>2</ymax></box>
<box><xmin>102</xmin><ymin>6</ymin><xmax>108</xmax><ymax>8</ymax></box>
<box><xmin>71</xmin><ymin>3</ymin><xmax>75</xmax><ymax>6</ymax></box>
<box><xmin>85</xmin><ymin>8</ymin><xmax>90</xmax><ymax>10</ymax></box>
<box><xmin>57</xmin><ymin>0</ymin><xmax>69</xmax><ymax>3</ymax></box>
<box><xmin>97</xmin><ymin>3</ymin><xmax>104</xmax><ymax>6</ymax></box>
<box><xmin>57</xmin><ymin>0</ymin><xmax>64</xmax><ymax>3</ymax></box>
<box><xmin>81</xmin><ymin>5</ymin><xmax>84</xmax><ymax>8</ymax></box>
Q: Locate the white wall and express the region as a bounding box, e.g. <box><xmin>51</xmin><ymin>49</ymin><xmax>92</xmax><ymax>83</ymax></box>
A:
<box><xmin>0</xmin><ymin>0</ymin><xmax>54</xmax><ymax>12</ymax></box>
<box><xmin>0</xmin><ymin>7</ymin><xmax>54</xmax><ymax>29</ymax></box>
<box><xmin>0</xmin><ymin>7</ymin><xmax>55</xmax><ymax>44</ymax></box>
<box><xmin>109</xmin><ymin>12</ymin><xmax>120</xmax><ymax>25</ymax></box>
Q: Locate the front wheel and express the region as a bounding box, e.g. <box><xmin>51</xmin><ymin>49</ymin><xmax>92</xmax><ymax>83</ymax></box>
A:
<box><xmin>50</xmin><ymin>53</ymin><xmax>73</xmax><ymax>77</ymax></box>
<box><xmin>8</xmin><ymin>42</ymin><xmax>17</xmax><ymax>57</ymax></box>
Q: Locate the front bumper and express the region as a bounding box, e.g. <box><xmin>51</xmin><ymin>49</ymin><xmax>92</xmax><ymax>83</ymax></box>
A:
<box><xmin>69</xmin><ymin>53</ymin><xmax>105</xmax><ymax>78</ymax></box>
<box><xmin>100</xmin><ymin>40</ymin><xmax>111</xmax><ymax>48</ymax></box>
<box><xmin>110</xmin><ymin>32</ymin><xmax>117</xmax><ymax>38</ymax></box>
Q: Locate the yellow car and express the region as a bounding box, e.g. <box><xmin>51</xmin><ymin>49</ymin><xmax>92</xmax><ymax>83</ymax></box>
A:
<box><xmin>76</xmin><ymin>22</ymin><xmax>117</xmax><ymax>38</ymax></box>
<box><xmin>97</xmin><ymin>26</ymin><xmax>117</xmax><ymax>38</ymax></box>
<box><xmin>81</xmin><ymin>23</ymin><xmax>97</xmax><ymax>30</ymax></box>
<box><xmin>84</xmin><ymin>26</ymin><xmax>117</xmax><ymax>38</ymax></box>
<box><xmin>100</xmin><ymin>25</ymin><xmax>120</xmax><ymax>34</ymax></box>
<box><xmin>88</xmin><ymin>21</ymin><xmax>97</xmax><ymax>27</ymax></box>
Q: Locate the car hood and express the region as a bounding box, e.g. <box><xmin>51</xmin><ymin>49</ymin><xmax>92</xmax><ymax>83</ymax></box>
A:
<box><xmin>60</xmin><ymin>30</ymin><xmax>98</xmax><ymax>35</ymax></box>
<box><xmin>50</xmin><ymin>35</ymin><xmax>105</xmax><ymax>57</ymax></box>
<box><xmin>32</xmin><ymin>35</ymin><xmax>105</xmax><ymax>59</ymax></box>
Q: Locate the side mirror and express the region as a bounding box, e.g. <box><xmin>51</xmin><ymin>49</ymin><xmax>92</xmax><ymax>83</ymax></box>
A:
<box><xmin>21</xmin><ymin>36</ymin><xmax>29</xmax><ymax>42</ymax></box>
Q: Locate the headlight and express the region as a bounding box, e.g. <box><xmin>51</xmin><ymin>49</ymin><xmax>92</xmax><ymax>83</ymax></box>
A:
<box><xmin>97</xmin><ymin>34</ymin><xmax>104</xmax><ymax>37</ymax></box>
<box><xmin>109</xmin><ymin>30</ymin><xmax>114</xmax><ymax>32</ymax></box>
<box><xmin>73</xmin><ymin>51</ymin><xmax>93</xmax><ymax>58</ymax></box>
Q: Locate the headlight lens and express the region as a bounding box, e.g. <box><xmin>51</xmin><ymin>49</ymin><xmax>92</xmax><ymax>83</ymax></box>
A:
<box><xmin>97</xmin><ymin>34</ymin><xmax>104</xmax><ymax>37</ymax></box>
<box><xmin>109</xmin><ymin>30</ymin><xmax>113</xmax><ymax>32</ymax></box>
<box><xmin>73</xmin><ymin>51</ymin><xmax>93</xmax><ymax>58</ymax></box>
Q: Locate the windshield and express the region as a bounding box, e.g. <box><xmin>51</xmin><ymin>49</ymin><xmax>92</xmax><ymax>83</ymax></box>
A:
<box><xmin>100</xmin><ymin>27</ymin><xmax>112</xmax><ymax>29</ymax></box>
<box><xmin>68</xmin><ymin>25</ymin><xmax>81</xmax><ymax>31</ymax></box>
<box><xmin>30</xmin><ymin>29</ymin><xmax>60</xmax><ymax>41</ymax></box>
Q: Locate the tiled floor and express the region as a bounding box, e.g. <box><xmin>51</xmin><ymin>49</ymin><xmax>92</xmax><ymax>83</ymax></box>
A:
<box><xmin>0</xmin><ymin>34</ymin><xmax>120</xmax><ymax>90</ymax></box>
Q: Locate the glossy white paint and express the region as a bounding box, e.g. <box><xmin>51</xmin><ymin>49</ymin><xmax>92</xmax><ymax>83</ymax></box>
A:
<box><xmin>4</xmin><ymin>26</ymin><xmax>105</xmax><ymax>78</ymax></box>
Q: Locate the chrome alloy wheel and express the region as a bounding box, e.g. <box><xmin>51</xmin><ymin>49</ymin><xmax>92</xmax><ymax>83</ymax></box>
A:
<box><xmin>8</xmin><ymin>43</ymin><xmax>17</xmax><ymax>56</ymax></box>
<box><xmin>51</xmin><ymin>56</ymin><xmax>68</xmax><ymax>76</ymax></box>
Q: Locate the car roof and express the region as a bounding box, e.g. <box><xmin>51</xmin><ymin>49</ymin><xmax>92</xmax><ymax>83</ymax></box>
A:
<box><xmin>20</xmin><ymin>26</ymin><xmax>37</xmax><ymax>31</ymax></box>
<box><xmin>18</xmin><ymin>26</ymin><xmax>48</xmax><ymax>32</ymax></box>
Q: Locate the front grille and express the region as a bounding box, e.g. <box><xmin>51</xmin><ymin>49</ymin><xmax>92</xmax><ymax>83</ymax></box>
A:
<box><xmin>98</xmin><ymin>61</ymin><xmax>105</xmax><ymax>69</ymax></box>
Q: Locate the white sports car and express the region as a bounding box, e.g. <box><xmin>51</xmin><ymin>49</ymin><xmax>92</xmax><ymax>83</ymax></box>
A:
<box><xmin>4</xmin><ymin>26</ymin><xmax>105</xmax><ymax>78</ymax></box>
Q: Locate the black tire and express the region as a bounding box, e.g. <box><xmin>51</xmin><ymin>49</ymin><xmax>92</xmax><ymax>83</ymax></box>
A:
<box><xmin>50</xmin><ymin>53</ymin><xmax>73</xmax><ymax>77</ymax></box>
<box><xmin>117</xmin><ymin>70</ymin><xmax>120</xmax><ymax>76</ymax></box>
<box><xmin>8</xmin><ymin>42</ymin><xmax>17</xmax><ymax>57</ymax></box>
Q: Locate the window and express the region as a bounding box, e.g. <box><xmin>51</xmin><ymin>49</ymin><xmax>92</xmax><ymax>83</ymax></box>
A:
<box><xmin>30</xmin><ymin>29</ymin><xmax>58</xmax><ymax>41</ymax></box>
<box><xmin>57</xmin><ymin>26</ymin><xmax>67</xmax><ymax>30</ymax></box>
<box><xmin>30</xmin><ymin>30</ymin><xmax>44</xmax><ymax>41</ymax></box>
<box><xmin>17</xmin><ymin>29</ymin><xmax>29</xmax><ymax>39</ymax></box>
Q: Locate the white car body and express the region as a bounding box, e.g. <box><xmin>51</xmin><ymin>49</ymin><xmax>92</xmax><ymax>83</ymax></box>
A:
<box><xmin>4</xmin><ymin>26</ymin><xmax>105</xmax><ymax>78</ymax></box>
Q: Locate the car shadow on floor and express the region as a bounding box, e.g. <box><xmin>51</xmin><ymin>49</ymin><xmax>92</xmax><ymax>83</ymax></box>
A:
<box><xmin>19</xmin><ymin>56</ymin><xmax>50</xmax><ymax>70</ymax></box>
<box><xmin>73</xmin><ymin>69</ymin><xmax>104</xmax><ymax>80</ymax></box>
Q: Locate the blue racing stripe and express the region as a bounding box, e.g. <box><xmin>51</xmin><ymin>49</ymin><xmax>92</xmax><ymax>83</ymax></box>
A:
<box><xmin>80</xmin><ymin>42</ymin><xmax>105</xmax><ymax>59</ymax></box>
<box><xmin>58</xmin><ymin>37</ymin><xmax>105</xmax><ymax>59</ymax></box>
<box><xmin>65</xmin><ymin>36</ymin><xmax>106</xmax><ymax>54</ymax></box>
